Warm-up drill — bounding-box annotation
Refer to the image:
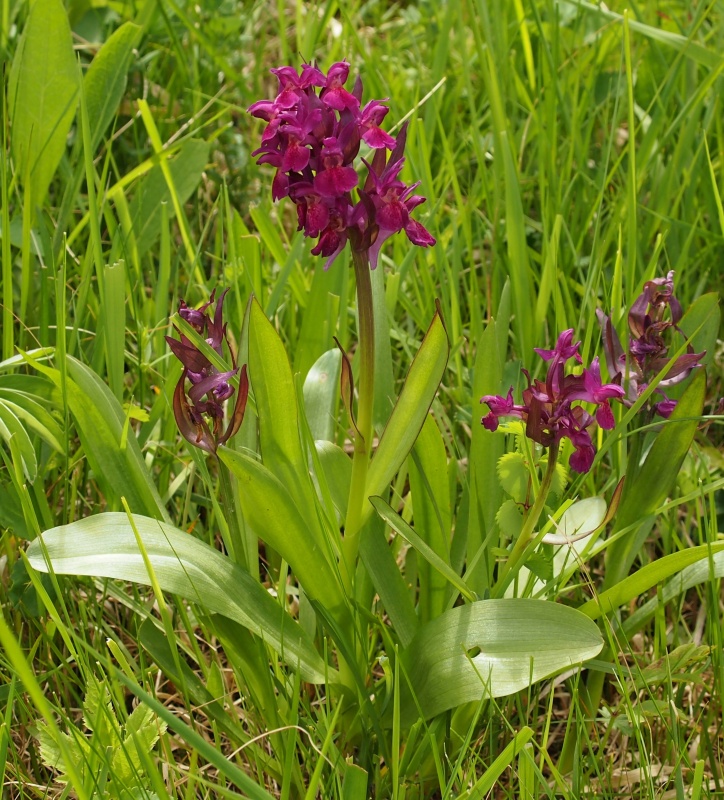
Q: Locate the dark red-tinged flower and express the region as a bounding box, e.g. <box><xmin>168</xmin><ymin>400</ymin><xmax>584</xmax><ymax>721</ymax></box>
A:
<box><xmin>248</xmin><ymin>61</ymin><xmax>435</xmax><ymax>269</ymax></box>
<box><xmin>480</xmin><ymin>331</ymin><xmax>624</xmax><ymax>473</ymax></box>
<box><xmin>166</xmin><ymin>290</ymin><xmax>248</xmax><ymax>454</ymax></box>
<box><xmin>598</xmin><ymin>271</ymin><xmax>704</xmax><ymax>419</ymax></box>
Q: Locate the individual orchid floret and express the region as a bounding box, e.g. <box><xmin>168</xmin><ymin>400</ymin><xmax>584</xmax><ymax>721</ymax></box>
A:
<box><xmin>166</xmin><ymin>290</ymin><xmax>248</xmax><ymax>454</ymax></box>
<box><xmin>481</xmin><ymin>330</ymin><xmax>625</xmax><ymax>473</ymax></box>
<box><xmin>248</xmin><ymin>61</ymin><xmax>435</xmax><ymax>269</ymax></box>
<box><xmin>598</xmin><ymin>271</ymin><xmax>704</xmax><ymax>418</ymax></box>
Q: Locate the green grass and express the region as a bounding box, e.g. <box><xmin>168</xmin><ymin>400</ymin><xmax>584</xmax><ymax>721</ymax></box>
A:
<box><xmin>1</xmin><ymin>0</ymin><xmax>723</xmax><ymax>797</ymax></box>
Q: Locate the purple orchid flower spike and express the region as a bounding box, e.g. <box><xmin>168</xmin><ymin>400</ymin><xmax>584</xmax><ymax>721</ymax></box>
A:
<box><xmin>598</xmin><ymin>271</ymin><xmax>705</xmax><ymax>418</ymax></box>
<box><xmin>481</xmin><ymin>332</ymin><xmax>624</xmax><ymax>473</ymax></box>
<box><xmin>166</xmin><ymin>290</ymin><xmax>249</xmax><ymax>454</ymax></box>
<box><xmin>248</xmin><ymin>61</ymin><xmax>435</xmax><ymax>270</ymax></box>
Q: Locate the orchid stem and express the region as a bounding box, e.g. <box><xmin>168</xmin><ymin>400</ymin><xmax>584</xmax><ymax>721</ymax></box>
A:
<box><xmin>341</xmin><ymin>249</ymin><xmax>375</xmax><ymax>591</ymax></box>
<box><xmin>218</xmin><ymin>458</ymin><xmax>248</xmax><ymax>571</ymax></box>
<box><xmin>494</xmin><ymin>441</ymin><xmax>560</xmax><ymax>597</ymax></box>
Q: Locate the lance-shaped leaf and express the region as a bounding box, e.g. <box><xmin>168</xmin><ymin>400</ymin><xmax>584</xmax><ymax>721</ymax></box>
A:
<box><xmin>399</xmin><ymin>599</ymin><xmax>603</xmax><ymax>723</ymax></box>
<box><xmin>364</xmin><ymin>307</ymin><xmax>449</xmax><ymax>524</ymax></box>
<box><xmin>26</xmin><ymin>513</ymin><xmax>331</xmax><ymax>684</ymax></box>
<box><xmin>219</xmin><ymin>447</ymin><xmax>347</xmax><ymax>618</ymax></box>
<box><xmin>604</xmin><ymin>368</ymin><xmax>707</xmax><ymax>587</ymax></box>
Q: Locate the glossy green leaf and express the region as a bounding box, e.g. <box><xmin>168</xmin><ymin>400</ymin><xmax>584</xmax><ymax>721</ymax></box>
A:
<box><xmin>359</xmin><ymin>517</ymin><xmax>418</xmax><ymax>648</ymax></box>
<box><xmin>313</xmin><ymin>441</ymin><xmax>351</xmax><ymax>520</ymax></box>
<box><xmin>8</xmin><ymin>0</ymin><xmax>79</xmax><ymax>206</ymax></box>
<box><xmin>26</xmin><ymin>513</ymin><xmax>330</xmax><ymax>684</ymax></box>
<box><xmin>23</xmin><ymin>352</ymin><xmax>168</xmax><ymax>522</ymax></box>
<box><xmin>84</xmin><ymin>22</ymin><xmax>141</xmax><ymax>151</ymax></box>
<box><xmin>365</xmin><ymin>310</ymin><xmax>448</xmax><ymax>518</ymax></box>
<box><xmin>219</xmin><ymin>447</ymin><xmax>346</xmax><ymax>617</ymax></box>
<box><xmin>303</xmin><ymin>349</ymin><xmax>341</xmax><ymax>443</ymax></box>
<box><xmin>605</xmin><ymin>368</ymin><xmax>706</xmax><ymax>586</ymax></box>
<box><xmin>400</xmin><ymin>599</ymin><xmax>602</xmax><ymax>722</ymax></box>
<box><xmin>581</xmin><ymin>541</ymin><xmax>724</xmax><ymax>620</ymax></box>
<box><xmin>678</xmin><ymin>292</ymin><xmax>720</xmax><ymax>372</ymax></box>
<box><xmin>409</xmin><ymin>414</ymin><xmax>451</xmax><ymax>621</ymax></box>
<box><xmin>467</xmin><ymin>314</ymin><xmax>507</xmax><ymax>593</ymax></box>
<box><xmin>248</xmin><ymin>298</ymin><xmax>319</xmax><ymax>522</ymax></box>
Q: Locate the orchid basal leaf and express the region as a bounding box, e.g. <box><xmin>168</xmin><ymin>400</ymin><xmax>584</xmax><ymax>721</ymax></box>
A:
<box><xmin>399</xmin><ymin>599</ymin><xmax>603</xmax><ymax>722</ymax></box>
<box><xmin>26</xmin><ymin>513</ymin><xmax>331</xmax><ymax>684</ymax></box>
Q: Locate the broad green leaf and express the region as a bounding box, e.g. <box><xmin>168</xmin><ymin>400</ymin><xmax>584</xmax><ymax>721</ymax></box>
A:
<box><xmin>365</xmin><ymin>310</ymin><xmax>449</xmax><ymax>518</ymax></box>
<box><xmin>303</xmin><ymin>349</ymin><xmax>341</xmax><ymax>442</ymax></box>
<box><xmin>409</xmin><ymin>414</ymin><xmax>451</xmax><ymax>621</ymax></box>
<box><xmin>23</xmin><ymin>352</ymin><xmax>168</xmax><ymax>522</ymax></box>
<box><xmin>359</xmin><ymin>516</ymin><xmax>419</xmax><ymax>648</ymax></box>
<box><xmin>26</xmin><ymin>513</ymin><xmax>331</xmax><ymax>683</ymax></box>
<box><xmin>581</xmin><ymin>541</ymin><xmax>724</xmax><ymax>620</ymax></box>
<box><xmin>313</xmin><ymin>441</ymin><xmax>351</xmax><ymax>520</ymax></box>
<box><xmin>219</xmin><ymin>447</ymin><xmax>346</xmax><ymax>617</ymax></box>
<box><xmin>605</xmin><ymin>368</ymin><xmax>706</xmax><ymax>586</ymax></box>
<box><xmin>400</xmin><ymin>599</ymin><xmax>602</xmax><ymax>722</ymax></box>
<box><xmin>8</xmin><ymin>0</ymin><xmax>79</xmax><ymax>206</ymax></box>
<box><xmin>467</xmin><ymin>318</ymin><xmax>504</xmax><ymax>593</ymax></box>
<box><xmin>84</xmin><ymin>22</ymin><xmax>141</xmax><ymax>151</ymax></box>
<box><xmin>128</xmin><ymin>139</ymin><xmax>210</xmax><ymax>257</ymax></box>
<box><xmin>678</xmin><ymin>292</ymin><xmax>720</xmax><ymax>372</ymax></box>
<box><xmin>248</xmin><ymin>298</ymin><xmax>321</xmax><ymax>532</ymax></box>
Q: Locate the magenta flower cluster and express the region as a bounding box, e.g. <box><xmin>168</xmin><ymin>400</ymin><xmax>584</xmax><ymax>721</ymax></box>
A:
<box><xmin>598</xmin><ymin>271</ymin><xmax>704</xmax><ymax>418</ymax></box>
<box><xmin>166</xmin><ymin>290</ymin><xmax>248</xmax><ymax>454</ymax></box>
<box><xmin>481</xmin><ymin>330</ymin><xmax>625</xmax><ymax>473</ymax></box>
<box><xmin>248</xmin><ymin>61</ymin><xmax>435</xmax><ymax>268</ymax></box>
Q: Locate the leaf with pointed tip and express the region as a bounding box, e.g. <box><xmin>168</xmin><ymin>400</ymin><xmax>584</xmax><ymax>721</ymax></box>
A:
<box><xmin>26</xmin><ymin>513</ymin><xmax>331</xmax><ymax>683</ymax></box>
<box><xmin>364</xmin><ymin>310</ymin><xmax>449</xmax><ymax>523</ymax></box>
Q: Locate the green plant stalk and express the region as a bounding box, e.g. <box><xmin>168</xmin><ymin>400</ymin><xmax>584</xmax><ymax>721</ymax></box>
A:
<box><xmin>218</xmin><ymin>458</ymin><xmax>248</xmax><ymax>571</ymax></box>
<box><xmin>341</xmin><ymin>249</ymin><xmax>375</xmax><ymax>590</ymax></box>
<box><xmin>494</xmin><ymin>440</ymin><xmax>560</xmax><ymax>597</ymax></box>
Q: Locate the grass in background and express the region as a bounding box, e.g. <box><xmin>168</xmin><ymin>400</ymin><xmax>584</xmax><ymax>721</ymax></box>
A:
<box><xmin>1</xmin><ymin>0</ymin><xmax>723</xmax><ymax>797</ymax></box>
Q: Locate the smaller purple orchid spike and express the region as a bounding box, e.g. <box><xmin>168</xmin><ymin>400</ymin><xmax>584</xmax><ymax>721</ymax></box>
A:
<box><xmin>598</xmin><ymin>271</ymin><xmax>704</xmax><ymax>419</ymax></box>
<box><xmin>248</xmin><ymin>61</ymin><xmax>435</xmax><ymax>270</ymax></box>
<box><xmin>166</xmin><ymin>291</ymin><xmax>249</xmax><ymax>454</ymax></box>
<box><xmin>481</xmin><ymin>330</ymin><xmax>625</xmax><ymax>473</ymax></box>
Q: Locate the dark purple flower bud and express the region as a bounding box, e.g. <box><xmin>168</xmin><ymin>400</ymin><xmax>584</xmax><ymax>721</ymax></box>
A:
<box><xmin>599</xmin><ymin>272</ymin><xmax>704</xmax><ymax>417</ymax></box>
<box><xmin>167</xmin><ymin>291</ymin><xmax>248</xmax><ymax>454</ymax></box>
